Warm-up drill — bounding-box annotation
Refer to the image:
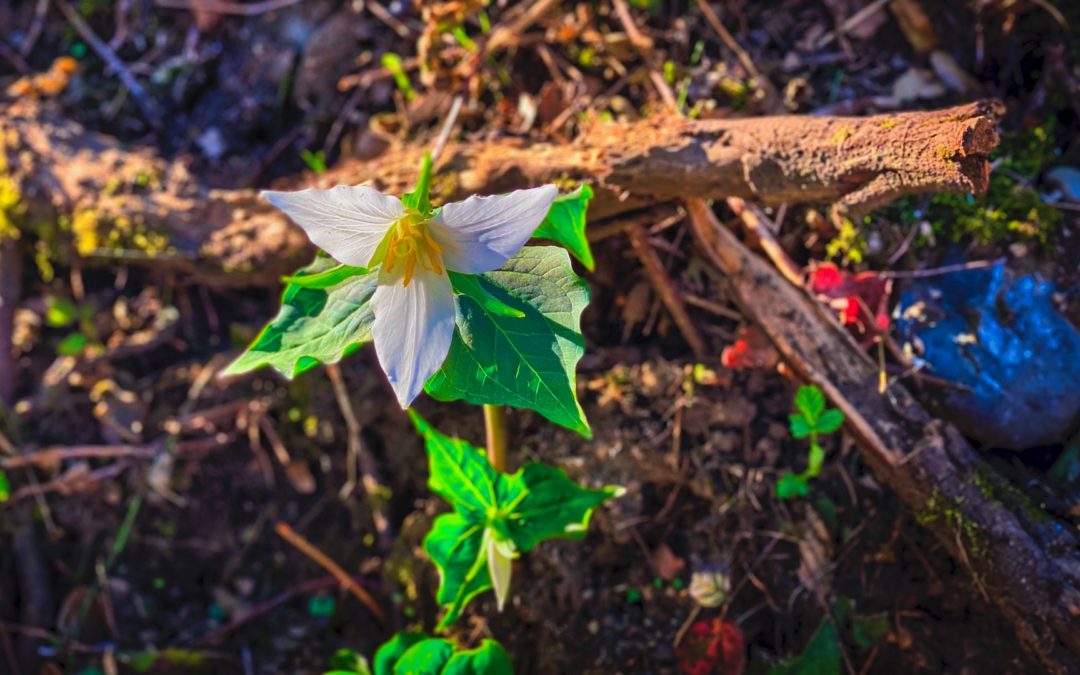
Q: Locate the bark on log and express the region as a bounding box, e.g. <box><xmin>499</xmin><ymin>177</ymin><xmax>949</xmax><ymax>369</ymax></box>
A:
<box><xmin>1</xmin><ymin>100</ymin><xmax>1000</xmax><ymax>285</ymax></box>
<box><xmin>687</xmin><ymin>199</ymin><xmax>1080</xmax><ymax>674</ymax></box>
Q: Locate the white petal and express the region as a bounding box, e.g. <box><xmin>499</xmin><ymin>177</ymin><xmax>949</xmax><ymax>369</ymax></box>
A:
<box><xmin>486</xmin><ymin>532</ymin><xmax>514</xmax><ymax>612</ymax></box>
<box><xmin>370</xmin><ymin>269</ymin><xmax>456</xmax><ymax>408</ymax></box>
<box><xmin>430</xmin><ymin>185</ymin><xmax>558</xmax><ymax>274</ymax></box>
<box><xmin>263</xmin><ymin>185</ymin><xmax>403</xmax><ymax>267</ymax></box>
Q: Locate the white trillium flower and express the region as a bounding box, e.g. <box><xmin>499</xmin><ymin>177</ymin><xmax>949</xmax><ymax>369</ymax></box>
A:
<box><xmin>262</xmin><ymin>183</ymin><xmax>558</xmax><ymax>408</ymax></box>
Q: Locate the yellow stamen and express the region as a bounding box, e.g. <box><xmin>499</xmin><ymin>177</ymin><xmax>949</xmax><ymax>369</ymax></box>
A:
<box><xmin>381</xmin><ymin>212</ymin><xmax>445</xmax><ymax>287</ymax></box>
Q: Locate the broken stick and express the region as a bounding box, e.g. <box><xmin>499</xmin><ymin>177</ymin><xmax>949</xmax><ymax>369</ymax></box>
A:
<box><xmin>0</xmin><ymin>100</ymin><xmax>1000</xmax><ymax>285</ymax></box>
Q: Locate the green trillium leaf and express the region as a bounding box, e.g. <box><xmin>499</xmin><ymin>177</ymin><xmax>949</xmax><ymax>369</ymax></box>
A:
<box><xmin>425</xmin><ymin>513</ymin><xmax>490</xmax><ymax>630</ymax></box>
<box><xmin>412</xmin><ymin>413</ymin><xmax>618</xmax><ymax>628</ymax></box>
<box><xmin>532</xmin><ymin>185</ymin><xmax>595</xmax><ymax>270</ymax></box>
<box><xmin>224</xmin><ymin>258</ymin><xmax>377</xmax><ymax>378</ymax></box>
<box><xmin>372</xmin><ymin>634</ymin><xmax>512</xmax><ymax>675</ymax></box>
<box><xmin>442</xmin><ymin>640</ymin><xmax>513</xmax><ymax>675</ymax></box>
<box><xmin>425</xmin><ymin>246</ymin><xmax>592</xmax><ymax>438</ymax></box>
<box><xmin>449</xmin><ymin>272</ymin><xmax>525</xmax><ymax>319</ymax></box>
<box><xmin>392</xmin><ymin>638</ymin><xmax>455</xmax><ymax>675</ymax></box>
<box><xmin>374</xmin><ymin>633</ymin><xmax>427</xmax><ymax>675</ymax></box>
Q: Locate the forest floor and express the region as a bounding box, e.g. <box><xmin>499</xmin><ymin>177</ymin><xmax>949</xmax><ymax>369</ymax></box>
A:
<box><xmin>1</xmin><ymin>0</ymin><xmax>1079</xmax><ymax>673</ymax></box>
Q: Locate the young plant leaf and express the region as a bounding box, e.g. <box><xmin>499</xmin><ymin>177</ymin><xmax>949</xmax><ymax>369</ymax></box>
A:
<box><xmin>425</xmin><ymin>247</ymin><xmax>592</xmax><ymax>438</ymax></box>
<box><xmin>412</xmin><ymin>413</ymin><xmax>618</xmax><ymax>628</ymax></box>
<box><xmin>372</xmin><ymin>634</ymin><xmax>512</xmax><ymax>675</ymax></box>
<box><xmin>374</xmin><ymin>632</ymin><xmax>428</xmax><ymax>675</ymax></box>
<box><xmin>794</xmin><ymin>385</ymin><xmax>826</xmax><ymax>424</ymax></box>
<box><xmin>789</xmin><ymin>414</ymin><xmax>812</xmax><ymax>440</ymax></box>
<box><xmin>442</xmin><ymin>640</ymin><xmax>513</xmax><ymax>675</ymax></box>
<box><xmin>393</xmin><ymin>639</ymin><xmax>456</xmax><ymax>675</ymax></box>
<box><xmin>425</xmin><ymin>513</ymin><xmax>491</xmax><ymax>629</ymax></box>
<box><xmin>402</xmin><ymin>151</ymin><xmax>434</xmax><ymax>216</ymax></box>
<box><xmin>224</xmin><ymin>258</ymin><xmax>377</xmax><ymax>378</ymax></box>
<box><xmin>776</xmin><ymin>472</ymin><xmax>809</xmax><ymax>500</ymax></box>
<box><xmin>815</xmin><ymin>409</ymin><xmax>845</xmax><ymax>434</ymax></box>
<box><xmin>532</xmin><ymin>185</ymin><xmax>595</xmax><ymax>270</ymax></box>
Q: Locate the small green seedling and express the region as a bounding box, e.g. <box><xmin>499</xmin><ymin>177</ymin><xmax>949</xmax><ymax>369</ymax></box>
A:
<box><xmin>777</xmin><ymin>385</ymin><xmax>845</xmax><ymax>499</ymax></box>
<box><xmin>412</xmin><ymin>412</ymin><xmax>621</xmax><ymax>628</ymax></box>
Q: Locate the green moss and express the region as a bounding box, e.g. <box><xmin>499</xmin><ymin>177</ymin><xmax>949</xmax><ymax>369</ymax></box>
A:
<box><xmin>971</xmin><ymin>466</ymin><xmax>1051</xmax><ymax>524</ymax></box>
<box><xmin>69</xmin><ymin>208</ymin><xmax>171</xmax><ymax>257</ymax></box>
<box><xmin>890</xmin><ymin>120</ymin><xmax>1062</xmax><ymax>247</ymax></box>
<box><xmin>0</xmin><ymin>137</ymin><xmax>25</xmax><ymax>242</ymax></box>
<box><xmin>915</xmin><ymin>491</ymin><xmax>989</xmax><ymax>560</ymax></box>
<box><xmin>825</xmin><ymin>216</ymin><xmax>867</xmax><ymax>264</ymax></box>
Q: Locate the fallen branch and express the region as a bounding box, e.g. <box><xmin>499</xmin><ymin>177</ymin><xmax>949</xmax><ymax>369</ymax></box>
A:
<box><xmin>1</xmin><ymin>99</ymin><xmax>999</xmax><ymax>285</ymax></box>
<box><xmin>686</xmin><ymin>199</ymin><xmax>1080</xmax><ymax>674</ymax></box>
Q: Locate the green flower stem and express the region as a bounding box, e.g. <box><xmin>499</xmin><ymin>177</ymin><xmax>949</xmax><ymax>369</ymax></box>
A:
<box><xmin>483</xmin><ymin>404</ymin><xmax>509</xmax><ymax>472</ymax></box>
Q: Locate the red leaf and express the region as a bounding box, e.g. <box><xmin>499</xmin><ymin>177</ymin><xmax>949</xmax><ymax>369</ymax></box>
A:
<box><xmin>677</xmin><ymin>616</ymin><xmax>746</xmax><ymax>675</ymax></box>
<box><xmin>808</xmin><ymin>263</ymin><xmax>892</xmax><ymax>338</ymax></box>
<box><xmin>721</xmin><ymin>326</ymin><xmax>779</xmax><ymax>370</ymax></box>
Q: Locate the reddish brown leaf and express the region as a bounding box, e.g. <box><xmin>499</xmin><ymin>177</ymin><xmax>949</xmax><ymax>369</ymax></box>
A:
<box><xmin>721</xmin><ymin>326</ymin><xmax>780</xmax><ymax>370</ymax></box>
<box><xmin>808</xmin><ymin>263</ymin><xmax>892</xmax><ymax>339</ymax></box>
<box><xmin>677</xmin><ymin>615</ymin><xmax>746</xmax><ymax>675</ymax></box>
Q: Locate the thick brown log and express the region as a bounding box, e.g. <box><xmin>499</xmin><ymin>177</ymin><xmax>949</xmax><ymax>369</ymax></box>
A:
<box><xmin>1</xmin><ymin>100</ymin><xmax>999</xmax><ymax>285</ymax></box>
<box><xmin>687</xmin><ymin>199</ymin><xmax>1080</xmax><ymax>674</ymax></box>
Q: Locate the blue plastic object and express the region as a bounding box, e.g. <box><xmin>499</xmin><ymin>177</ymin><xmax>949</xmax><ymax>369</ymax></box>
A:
<box><xmin>895</xmin><ymin>263</ymin><xmax>1080</xmax><ymax>449</ymax></box>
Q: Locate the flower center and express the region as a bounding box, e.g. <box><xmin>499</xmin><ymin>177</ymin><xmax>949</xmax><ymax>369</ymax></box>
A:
<box><xmin>382</xmin><ymin>211</ymin><xmax>445</xmax><ymax>287</ymax></box>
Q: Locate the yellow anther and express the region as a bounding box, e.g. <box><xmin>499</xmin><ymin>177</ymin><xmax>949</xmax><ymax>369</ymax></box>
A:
<box><xmin>382</xmin><ymin>212</ymin><xmax>445</xmax><ymax>287</ymax></box>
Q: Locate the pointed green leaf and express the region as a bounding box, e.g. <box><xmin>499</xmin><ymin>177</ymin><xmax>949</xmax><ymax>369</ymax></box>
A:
<box><xmin>449</xmin><ymin>272</ymin><xmax>525</xmax><ymax>319</ymax></box>
<box><xmin>374</xmin><ymin>633</ymin><xmax>427</xmax><ymax>675</ymax></box>
<box><xmin>282</xmin><ymin>263</ymin><xmax>368</xmax><ymax>289</ymax></box>
<box><xmin>414</xmin><ymin>419</ymin><xmax>619</xmax><ymax>628</ymax></box>
<box><xmin>767</xmin><ymin>614</ymin><xmax>841</xmax><ymax>675</ymax></box>
<box><xmin>794</xmin><ymin>385</ymin><xmax>826</xmax><ymax>424</ymax></box>
<box><xmin>789</xmin><ymin>414</ymin><xmax>812</xmax><ymax>440</ymax></box>
<box><xmin>776</xmin><ymin>472</ymin><xmax>809</xmax><ymax>500</ymax></box>
<box><xmin>409</xmin><ymin>411</ymin><xmax>498</xmax><ymax>518</ymax></box>
<box><xmin>393</xmin><ymin>639</ymin><xmax>455</xmax><ymax>675</ymax></box>
<box><xmin>532</xmin><ymin>185</ymin><xmax>595</xmax><ymax>270</ymax></box>
<box><xmin>442</xmin><ymin>640</ymin><xmax>513</xmax><ymax>675</ymax></box>
<box><xmin>223</xmin><ymin>259</ymin><xmax>377</xmax><ymax>378</ymax></box>
<box><xmin>814</xmin><ymin>409</ymin><xmax>844</xmax><ymax>435</ymax></box>
<box><xmin>424</xmin><ymin>513</ymin><xmax>491</xmax><ymax>630</ymax></box>
<box><xmin>503</xmin><ymin>463</ymin><xmax>619</xmax><ymax>552</ymax></box>
<box><xmin>402</xmin><ymin>152</ymin><xmax>434</xmax><ymax>216</ymax></box>
<box><xmin>424</xmin><ymin>247</ymin><xmax>591</xmax><ymax>438</ymax></box>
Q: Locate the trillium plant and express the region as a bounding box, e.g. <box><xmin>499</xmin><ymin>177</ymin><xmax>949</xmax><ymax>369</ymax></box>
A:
<box><xmin>227</xmin><ymin>153</ymin><xmax>617</xmax><ymax>674</ymax></box>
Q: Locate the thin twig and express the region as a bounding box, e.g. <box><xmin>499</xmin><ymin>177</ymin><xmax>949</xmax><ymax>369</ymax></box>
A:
<box><xmin>273</xmin><ymin>522</ymin><xmax>387</xmax><ymax>625</ymax></box>
<box><xmin>877</xmin><ymin>258</ymin><xmax>1003</xmax><ymax>279</ymax></box>
<box><xmin>326</xmin><ymin>365</ymin><xmax>392</xmax><ymax>549</ymax></box>
<box><xmin>20</xmin><ymin>0</ymin><xmax>50</xmax><ymax>58</ymax></box>
<box><xmin>195</xmin><ymin>575</ymin><xmax>366</xmax><ymax>645</ymax></box>
<box><xmin>626</xmin><ymin>224</ymin><xmax>708</xmax><ymax>359</ymax></box>
<box><xmin>431</xmin><ymin>95</ymin><xmax>465</xmax><ymax>164</ymax></box>
<box><xmin>691</xmin><ymin>0</ymin><xmax>781</xmax><ymax>111</ymax></box>
<box><xmin>0</xmin><ymin>39</ymin><xmax>31</xmax><ymax>75</ymax></box>
<box><xmin>0</xmin><ymin>445</ymin><xmax>155</xmax><ymax>470</ymax></box>
<box><xmin>726</xmin><ymin>197</ymin><xmax>804</xmax><ymax>286</ymax></box>
<box><xmin>55</xmin><ymin>0</ymin><xmax>159</xmax><ymax>127</ymax></box>
<box><xmin>0</xmin><ymin>243</ymin><xmax>20</xmax><ymax>408</ymax></box>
